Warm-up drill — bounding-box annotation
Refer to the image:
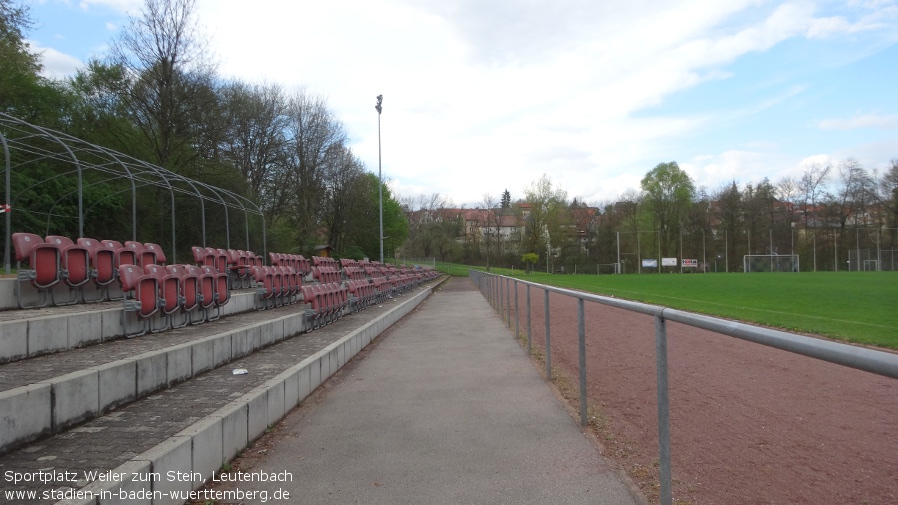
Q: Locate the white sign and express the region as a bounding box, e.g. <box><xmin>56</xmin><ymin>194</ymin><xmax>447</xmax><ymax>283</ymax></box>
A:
<box><xmin>642</xmin><ymin>259</ymin><xmax>658</xmax><ymax>268</ymax></box>
<box><xmin>682</xmin><ymin>258</ymin><xmax>698</xmax><ymax>268</ymax></box>
<box><xmin>662</xmin><ymin>257</ymin><xmax>678</xmax><ymax>267</ymax></box>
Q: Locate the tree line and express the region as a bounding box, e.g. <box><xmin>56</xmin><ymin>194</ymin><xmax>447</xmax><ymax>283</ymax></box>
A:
<box><xmin>1</xmin><ymin>0</ymin><xmax>406</xmax><ymax>261</ymax></box>
<box><xmin>401</xmin><ymin>159</ymin><xmax>898</xmax><ymax>273</ymax></box>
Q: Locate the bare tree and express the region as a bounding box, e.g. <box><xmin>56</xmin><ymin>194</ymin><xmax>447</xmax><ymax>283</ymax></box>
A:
<box><xmin>831</xmin><ymin>158</ymin><xmax>872</xmax><ymax>228</ymax></box>
<box><xmin>878</xmin><ymin>160</ymin><xmax>898</xmax><ymax>248</ymax></box>
<box><xmin>110</xmin><ymin>0</ymin><xmax>218</xmax><ymax>169</ymax></box>
<box><xmin>799</xmin><ymin>162</ymin><xmax>830</xmax><ymax>228</ymax></box>
<box><xmin>285</xmin><ymin>89</ymin><xmax>346</xmax><ymax>249</ymax></box>
<box><xmin>219</xmin><ymin>81</ymin><xmax>290</xmax><ymax>228</ymax></box>
<box><xmin>879</xmin><ymin>159</ymin><xmax>898</xmax><ymax>228</ymax></box>
<box><xmin>321</xmin><ymin>145</ymin><xmax>366</xmax><ymax>252</ymax></box>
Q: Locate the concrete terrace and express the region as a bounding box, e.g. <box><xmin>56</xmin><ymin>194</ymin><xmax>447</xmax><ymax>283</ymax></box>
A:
<box><xmin>0</xmin><ymin>276</ymin><xmax>639</xmax><ymax>505</ymax></box>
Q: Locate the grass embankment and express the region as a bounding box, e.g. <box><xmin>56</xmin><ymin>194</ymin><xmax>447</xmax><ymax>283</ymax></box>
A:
<box><xmin>436</xmin><ymin>262</ymin><xmax>898</xmax><ymax>349</ymax></box>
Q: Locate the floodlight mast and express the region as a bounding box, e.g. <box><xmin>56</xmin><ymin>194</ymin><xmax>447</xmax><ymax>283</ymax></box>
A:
<box><xmin>375</xmin><ymin>94</ymin><xmax>384</xmax><ymax>264</ymax></box>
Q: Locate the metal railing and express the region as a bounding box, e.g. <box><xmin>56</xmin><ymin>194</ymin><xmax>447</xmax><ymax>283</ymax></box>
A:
<box><xmin>469</xmin><ymin>270</ymin><xmax>898</xmax><ymax>505</ymax></box>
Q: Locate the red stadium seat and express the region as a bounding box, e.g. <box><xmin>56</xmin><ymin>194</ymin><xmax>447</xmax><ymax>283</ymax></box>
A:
<box><xmin>12</xmin><ymin>232</ymin><xmax>61</xmax><ymax>308</ymax></box>
<box><xmin>45</xmin><ymin>235</ymin><xmax>91</xmax><ymax>304</ymax></box>
<box><xmin>118</xmin><ymin>264</ymin><xmax>159</xmax><ymax>337</ymax></box>
<box><xmin>144</xmin><ymin>264</ymin><xmax>182</xmax><ymax>330</ymax></box>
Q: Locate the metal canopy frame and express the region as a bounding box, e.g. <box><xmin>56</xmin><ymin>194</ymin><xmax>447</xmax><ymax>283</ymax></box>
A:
<box><xmin>1</xmin><ymin>113</ymin><xmax>267</xmax><ymax>273</ymax></box>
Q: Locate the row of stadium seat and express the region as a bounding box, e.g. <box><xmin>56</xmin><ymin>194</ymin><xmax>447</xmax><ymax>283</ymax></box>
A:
<box><xmin>250</xmin><ymin>265</ymin><xmax>302</xmax><ymax>310</ymax></box>
<box><xmin>11</xmin><ymin>232</ymin><xmax>439</xmax><ymax>340</ymax></box>
<box><xmin>269</xmin><ymin>253</ymin><xmax>312</xmax><ymax>276</ymax></box>
<box><xmin>301</xmin><ymin>283</ymin><xmax>348</xmax><ymax>328</ymax></box>
<box><xmin>12</xmin><ymin>233</ymin><xmax>168</xmax><ymax>308</ymax></box>
<box><xmin>118</xmin><ymin>263</ymin><xmax>229</xmax><ymax>337</ymax></box>
<box><xmin>191</xmin><ymin>246</ymin><xmax>266</xmax><ymax>289</ymax></box>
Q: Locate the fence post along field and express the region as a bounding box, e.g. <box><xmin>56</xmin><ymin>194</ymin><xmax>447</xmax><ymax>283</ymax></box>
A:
<box><xmin>469</xmin><ymin>270</ymin><xmax>898</xmax><ymax>505</ymax></box>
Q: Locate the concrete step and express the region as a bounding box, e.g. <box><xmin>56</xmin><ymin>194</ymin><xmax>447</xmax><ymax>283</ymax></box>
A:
<box><xmin>0</xmin><ymin>293</ymin><xmax>303</xmax><ymax>456</ymax></box>
<box><xmin>0</xmin><ymin>280</ymin><xmax>440</xmax><ymax>504</ymax></box>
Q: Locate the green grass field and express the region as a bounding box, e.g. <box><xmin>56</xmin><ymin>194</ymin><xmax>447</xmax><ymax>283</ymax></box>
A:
<box><xmin>436</xmin><ymin>263</ymin><xmax>898</xmax><ymax>349</ymax></box>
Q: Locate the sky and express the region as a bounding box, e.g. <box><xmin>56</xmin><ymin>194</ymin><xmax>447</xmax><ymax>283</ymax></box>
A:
<box><xmin>23</xmin><ymin>0</ymin><xmax>898</xmax><ymax>208</ymax></box>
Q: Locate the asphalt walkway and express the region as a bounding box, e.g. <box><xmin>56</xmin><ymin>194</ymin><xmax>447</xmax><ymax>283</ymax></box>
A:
<box><xmin>208</xmin><ymin>277</ymin><xmax>640</xmax><ymax>504</ymax></box>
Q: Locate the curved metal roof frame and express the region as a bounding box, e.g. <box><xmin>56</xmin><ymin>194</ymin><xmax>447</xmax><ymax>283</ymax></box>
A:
<box><xmin>2</xmin><ymin>113</ymin><xmax>267</xmax><ymax>273</ymax></box>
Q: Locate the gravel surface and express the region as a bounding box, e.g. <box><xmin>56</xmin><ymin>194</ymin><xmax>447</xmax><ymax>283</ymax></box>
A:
<box><xmin>504</xmin><ymin>281</ymin><xmax>898</xmax><ymax>504</ymax></box>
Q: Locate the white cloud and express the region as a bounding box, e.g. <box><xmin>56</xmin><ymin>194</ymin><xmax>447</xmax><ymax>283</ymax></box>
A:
<box><xmin>33</xmin><ymin>0</ymin><xmax>886</xmax><ymax>206</ymax></box>
<box><xmin>818</xmin><ymin>113</ymin><xmax>898</xmax><ymax>130</ymax></box>
<box><xmin>77</xmin><ymin>0</ymin><xmax>142</xmax><ymax>14</ymax></box>
<box><xmin>28</xmin><ymin>40</ymin><xmax>84</xmax><ymax>79</ymax></box>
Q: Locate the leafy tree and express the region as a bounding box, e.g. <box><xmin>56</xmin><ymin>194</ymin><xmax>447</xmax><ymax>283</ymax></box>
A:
<box><xmin>523</xmin><ymin>174</ymin><xmax>569</xmax><ymax>268</ymax></box>
<box><xmin>743</xmin><ymin>178</ymin><xmax>777</xmax><ymax>253</ymax></box>
<box><xmin>713</xmin><ymin>181</ymin><xmax>742</xmax><ymax>270</ymax></box>
<box><xmin>640</xmin><ymin>161</ymin><xmax>695</xmax><ymax>257</ymax></box>
<box><xmin>354</xmin><ymin>174</ymin><xmax>407</xmax><ymax>260</ymax></box>
<box><xmin>0</xmin><ymin>0</ymin><xmax>72</xmax><ymax>123</ymax></box>
<box><xmin>521</xmin><ymin>252</ymin><xmax>538</xmax><ymax>274</ymax></box>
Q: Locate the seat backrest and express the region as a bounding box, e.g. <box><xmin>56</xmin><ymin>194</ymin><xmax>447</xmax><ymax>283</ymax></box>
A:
<box><xmin>47</xmin><ymin>235</ymin><xmax>91</xmax><ymax>286</ymax></box>
<box><xmin>216</xmin><ymin>248</ymin><xmax>230</xmax><ymax>271</ymax></box>
<box><xmin>127</xmin><ymin>241</ymin><xmax>158</xmax><ymax>267</ymax></box>
<box><xmin>167</xmin><ymin>265</ymin><xmax>197</xmax><ymax>308</ymax></box>
<box><xmin>77</xmin><ymin>237</ymin><xmax>100</xmax><ymax>261</ymax></box>
<box><xmin>236</xmin><ymin>250</ymin><xmax>249</xmax><ymax>267</ymax></box>
<box><xmin>12</xmin><ymin>232</ymin><xmax>45</xmax><ymax>263</ymax></box>
<box><xmin>202</xmin><ymin>265</ymin><xmax>229</xmax><ymax>305</ymax></box>
<box><xmin>227</xmin><ymin>249</ymin><xmax>240</xmax><ymax>267</ymax></box>
<box><xmin>118</xmin><ymin>264</ymin><xmax>158</xmax><ymax>316</ymax></box>
<box><xmin>145</xmin><ymin>264</ymin><xmax>179</xmax><ymax>310</ymax></box>
<box><xmin>144</xmin><ymin>243</ymin><xmax>167</xmax><ymax>264</ymax></box>
<box><xmin>124</xmin><ymin>241</ymin><xmax>144</xmax><ymax>252</ymax></box>
<box><xmin>117</xmin><ymin>265</ymin><xmax>143</xmax><ymax>293</ymax></box>
<box><xmin>45</xmin><ymin>235</ymin><xmax>75</xmax><ymax>248</ymax></box>
<box><xmin>192</xmin><ymin>246</ymin><xmax>207</xmax><ymax>265</ymax></box>
<box><xmin>13</xmin><ymin>232</ymin><xmax>61</xmax><ymax>287</ymax></box>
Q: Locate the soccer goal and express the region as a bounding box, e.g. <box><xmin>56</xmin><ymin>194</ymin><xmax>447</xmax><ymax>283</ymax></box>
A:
<box><xmin>743</xmin><ymin>254</ymin><xmax>799</xmax><ymax>272</ymax></box>
<box><xmin>863</xmin><ymin>260</ymin><xmax>879</xmax><ymax>271</ymax></box>
<box><xmin>597</xmin><ymin>262</ymin><xmax>621</xmax><ymax>274</ymax></box>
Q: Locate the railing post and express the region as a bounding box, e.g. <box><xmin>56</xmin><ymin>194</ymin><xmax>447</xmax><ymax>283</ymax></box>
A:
<box><xmin>499</xmin><ymin>275</ymin><xmax>504</xmax><ymax>316</ymax></box>
<box><xmin>526</xmin><ymin>284</ymin><xmax>532</xmax><ymax>355</ymax></box>
<box><xmin>655</xmin><ymin>312</ymin><xmax>673</xmax><ymax>505</ymax></box>
<box><xmin>505</xmin><ymin>277</ymin><xmax>511</xmax><ymax>326</ymax></box>
<box><xmin>578</xmin><ymin>297</ymin><xmax>587</xmax><ymax>426</ymax></box>
<box><xmin>514</xmin><ymin>280</ymin><xmax>519</xmax><ymax>339</ymax></box>
<box><xmin>544</xmin><ymin>288</ymin><xmax>551</xmax><ymax>379</ymax></box>
<box><xmin>490</xmin><ymin>275</ymin><xmax>495</xmax><ymax>308</ymax></box>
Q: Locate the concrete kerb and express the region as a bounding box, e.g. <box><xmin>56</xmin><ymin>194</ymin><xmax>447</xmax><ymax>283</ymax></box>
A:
<box><xmin>0</xmin><ymin>383</ymin><xmax>52</xmax><ymax>454</ymax></box>
<box><xmin>0</xmin><ymin>291</ymin><xmax>263</xmax><ymax>364</ymax></box>
<box><xmin>61</xmin><ymin>281</ymin><xmax>441</xmax><ymax>504</ymax></box>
